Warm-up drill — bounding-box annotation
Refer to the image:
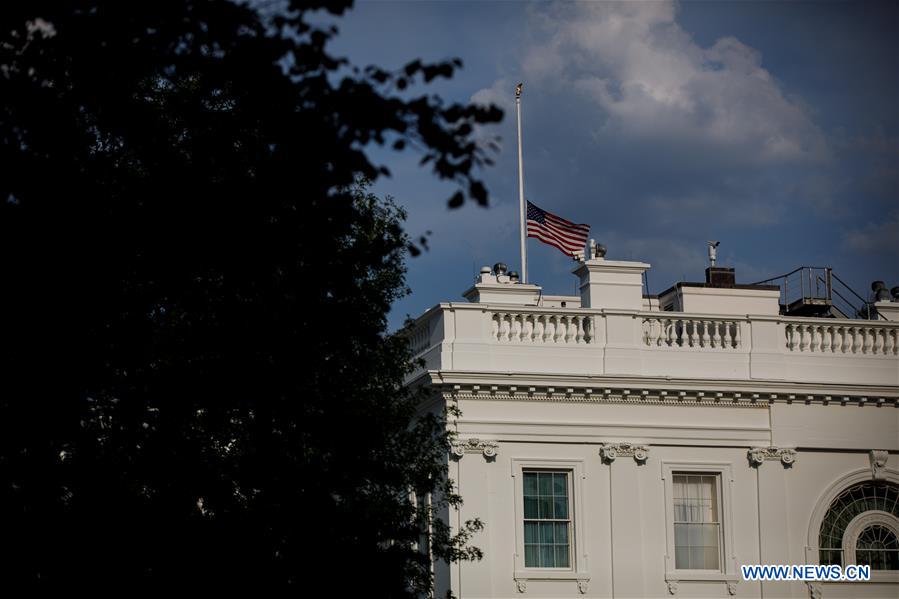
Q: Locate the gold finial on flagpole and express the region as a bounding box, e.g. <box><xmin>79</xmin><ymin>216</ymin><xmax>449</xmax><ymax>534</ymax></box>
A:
<box><xmin>515</xmin><ymin>82</ymin><xmax>523</xmax><ymax>98</ymax></box>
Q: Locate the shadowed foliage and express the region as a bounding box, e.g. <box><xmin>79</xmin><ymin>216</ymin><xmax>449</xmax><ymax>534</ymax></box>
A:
<box><xmin>0</xmin><ymin>1</ymin><xmax>500</xmax><ymax>594</ymax></box>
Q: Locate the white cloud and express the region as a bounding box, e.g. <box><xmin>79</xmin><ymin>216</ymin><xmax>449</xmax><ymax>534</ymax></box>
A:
<box><xmin>518</xmin><ymin>1</ymin><xmax>830</xmax><ymax>163</ymax></box>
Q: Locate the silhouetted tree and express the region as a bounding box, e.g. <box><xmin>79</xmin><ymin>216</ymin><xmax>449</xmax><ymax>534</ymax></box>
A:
<box><xmin>0</xmin><ymin>1</ymin><xmax>500</xmax><ymax>594</ymax></box>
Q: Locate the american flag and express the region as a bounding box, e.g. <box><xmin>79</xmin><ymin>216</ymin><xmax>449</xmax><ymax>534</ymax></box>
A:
<box><xmin>526</xmin><ymin>201</ymin><xmax>590</xmax><ymax>258</ymax></box>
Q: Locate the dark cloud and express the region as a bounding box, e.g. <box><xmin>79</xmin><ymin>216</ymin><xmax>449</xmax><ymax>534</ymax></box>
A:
<box><xmin>328</xmin><ymin>0</ymin><xmax>898</xmax><ymax>328</ymax></box>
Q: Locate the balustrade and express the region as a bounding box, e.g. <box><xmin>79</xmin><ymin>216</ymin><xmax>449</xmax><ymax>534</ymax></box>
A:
<box><xmin>407</xmin><ymin>321</ymin><xmax>432</xmax><ymax>356</ymax></box>
<box><xmin>491</xmin><ymin>311</ymin><xmax>594</xmax><ymax>344</ymax></box>
<box><xmin>641</xmin><ymin>316</ymin><xmax>741</xmax><ymax>349</ymax></box>
<box><xmin>785</xmin><ymin>322</ymin><xmax>898</xmax><ymax>355</ymax></box>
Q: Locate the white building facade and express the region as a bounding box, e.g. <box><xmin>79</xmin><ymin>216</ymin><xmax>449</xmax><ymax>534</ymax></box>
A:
<box><xmin>406</xmin><ymin>255</ymin><xmax>899</xmax><ymax>599</ymax></box>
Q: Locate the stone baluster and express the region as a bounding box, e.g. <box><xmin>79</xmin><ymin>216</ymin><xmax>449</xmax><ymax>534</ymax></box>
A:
<box><xmin>701</xmin><ymin>320</ymin><xmax>711</xmax><ymax>347</ymax></box>
<box><xmin>851</xmin><ymin>327</ymin><xmax>862</xmax><ymax>353</ymax></box>
<box><xmin>711</xmin><ymin>321</ymin><xmax>722</xmax><ymax>348</ymax></box>
<box><xmin>799</xmin><ymin>324</ymin><xmax>810</xmax><ymax>352</ymax></box>
<box><xmin>687</xmin><ymin>320</ymin><xmax>698</xmax><ymax>347</ymax></box>
<box><xmin>669</xmin><ymin>319</ymin><xmax>680</xmax><ymax>347</ymax></box>
<box><xmin>821</xmin><ymin>325</ymin><xmax>831</xmax><ymax>352</ymax></box>
<box><xmin>861</xmin><ymin>327</ymin><xmax>870</xmax><ymax>354</ymax></box>
<box><xmin>541</xmin><ymin>315</ymin><xmax>552</xmax><ymax>343</ymax></box>
<box><xmin>576</xmin><ymin>316</ymin><xmax>585</xmax><ymax>344</ymax></box>
<box><xmin>873</xmin><ymin>328</ymin><xmax>885</xmax><ymax>355</ymax></box>
<box><xmin>723</xmin><ymin>322</ymin><xmax>733</xmax><ymax>348</ymax></box>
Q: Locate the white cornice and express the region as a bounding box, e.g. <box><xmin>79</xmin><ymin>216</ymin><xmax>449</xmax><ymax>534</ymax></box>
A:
<box><xmin>413</xmin><ymin>370</ymin><xmax>899</xmax><ymax>407</ymax></box>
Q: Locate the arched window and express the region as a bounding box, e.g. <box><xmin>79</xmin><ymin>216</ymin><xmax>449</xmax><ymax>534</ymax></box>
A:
<box><xmin>819</xmin><ymin>482</ymin><xmax>899</xmax><ymax>570</ymax></box>
<box><xmin>856</xmin><ymin>524</ymin><xmax>899</xmax><ymax>570</ymax></box>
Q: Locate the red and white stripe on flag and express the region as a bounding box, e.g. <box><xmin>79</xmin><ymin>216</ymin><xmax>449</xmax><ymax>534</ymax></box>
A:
<box><xmin>526</xmin><ymin>201</ymin><xmax>590</xmax><ymax>257</ymax></box>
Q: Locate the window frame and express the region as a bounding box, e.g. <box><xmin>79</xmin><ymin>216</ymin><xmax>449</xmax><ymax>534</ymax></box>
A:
<box><xmin>671</xmin><ymin>472</ymin><xmax>724</xmax><ymax>571</ymax></box>
<box><xmin>662</xmin><ymin>461</ymin><xmax>738</xmax><ymax>583</ymax></box>
<box><xmin>511</xmin><ymin>458</ymin><xmax>589</xmax><ymax>583</ymax></box>
<box><xmin>522</xmin><ymin>470</ymin><xmax>573</xmax><ymax>568</ymax></box>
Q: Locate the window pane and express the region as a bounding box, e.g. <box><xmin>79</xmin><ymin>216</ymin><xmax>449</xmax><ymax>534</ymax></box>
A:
<box><xmin>540</xmin><ymin>521</ymin><xmax>555</xmax><ymax>544</ymax></box>
<box><xmin>539</xmin><ymin>473</ymin><xmax>553</xmax><ymax>495</ymax></box>
<box><xmin>673</xmin><ymin>477</ymin><xmax>685</xmax><ymax>500</ymax></box>
<box><xmin>524</xmin><ymin>522</ymin><xmax>538</xmax><ymax>544</ymax></box>
<box><xmin>690</xmin><ymin>546</ymin><xmax>704</xmax><ymax>570</ymax></box>
<box><xmin>553</xmin><ymin>473</ymin><xmax>567</xmax><ymax>496</ymax></box>
<box><xmin>555</xmin><ymin>522</ymin><xmax>569</xmax><ymax>545</ymax></box>
<box><xmin>703</xmin><ymin>547</ymin><xmax>720</xmax><ymax>570</ymax></box>
<box><xmin>523</xmin><ymin>473</ymin><xmax>538</xmax><ymax>496</ymax></box>
<box><xmin>700</xmin><ymin>476</ymin><xmax>713</xmax><ymax>499</ymax></box>
<box><xmin>687</xmin><ymin>523</ymin><xmax>701</xmax><ymax>547</ymax></box>
<box><xmin>555</xmin><ymin>545</ymin><xmax>570</xmax><ymax>568</ymax></box>
<box><xmin>524</xmin><ymin>497</ymin><xmax>538</xmax><ymax>519</ymax></box>
<box><xmin>539</xmin><ymin>496</ymin><xmax>553</xmax><ymax>519</ymax></box>
<box><xmin>525</xmin><ymin>544</ymin><xmax>539</xmax><ymax>567</ymax></box>
<box><xmin>540</xmin><ymin>545</ymin><xmax>555</xmax><ymax>568</ymax></box>
<box><xmin>553</xmin><ymin>496</ymin><xmax>568</xmax><ymax>519</ymax></box>
<box><xmin>702</xmin><ymin>523</ymin><xmax>719</xmax><ymax>548</ymax></box>
<box><xmin>675</xmin><ymin>548</ymin><xmax>688</xmax><ymax>569</ymax></box>
<box><xmin>675</xmin><ymin>523</ymin><xmax>688</xmax><ymax>548</ymax></box>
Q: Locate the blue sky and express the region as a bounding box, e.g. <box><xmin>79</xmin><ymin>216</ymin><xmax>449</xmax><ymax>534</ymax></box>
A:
<box><xmin>325</xmin><ymin>1</ymin><xmax>897</xmax><ymax>329</ymax></box>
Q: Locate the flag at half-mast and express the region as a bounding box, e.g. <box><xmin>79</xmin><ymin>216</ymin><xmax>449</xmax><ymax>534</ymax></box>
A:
<box><xmin>526</xmin><ymin>200</ymin><xmax>590</xmax><ymax>258</ymax></box>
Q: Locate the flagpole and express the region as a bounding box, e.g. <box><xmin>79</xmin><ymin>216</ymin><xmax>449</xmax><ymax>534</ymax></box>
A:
<box><xmin>515</xmin><ymin>82</ymin><xmax>527</xmax><ymax>284</ymax></box>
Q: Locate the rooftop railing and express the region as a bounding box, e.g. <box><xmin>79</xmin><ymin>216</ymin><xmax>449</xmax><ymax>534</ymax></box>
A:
<box><xmin>404</xmin><ymin>304</ymin><xmax>899</xmax><ymax>388</ymax></box>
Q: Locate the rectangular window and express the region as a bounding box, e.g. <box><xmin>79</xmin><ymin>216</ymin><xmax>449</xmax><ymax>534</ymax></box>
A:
<box><xmin>523</xmin><ymin>471</ymin><xmax>571</xmax><ymax>568</ymax></box>
<box><xmin>673</xmin><ymin>473</ymin><xmax>722</xmax><ymax>570</ymax></box>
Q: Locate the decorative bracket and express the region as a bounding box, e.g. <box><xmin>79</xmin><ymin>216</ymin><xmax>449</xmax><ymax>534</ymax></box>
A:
<box><xmin>667</xmin><ymin>580</ymin><xmax>678</xmax><ymax>595</ymax></box>
<box><xmin>808</xmin><ymin>582</ymin><xmax>822</xmax><ymax>599</ymax></box>
<box><xmin>577</xmin><ymin>579</ymin><xmax>588</xmax><ymax>594</ymax></box>
<box><xmin>727</xmin><ymin>581</ymin><xmax>737</xmax><ymax>596</ymax></box>
<box><xmin>748</xmin><ymin>446</ymin><xmax>796</xmax><ymax>467</ymax></box>
<box><xmin>451</xmin><ymin>438</ymin><xmax>498</xmax><ymax>460</ymax></box>
<box><xmin>600</xmin><ymin>442</ymin><xmax>650</xmax><ymax>464</ymax></box>
<box><xmin>515</xmin><ymin>578</ymin><xmax>527</xmax><ymax>593</ymax></box>
<box><xmin>870</xmin><ymin>450</ymin><xmax>889</xmax><ymax>480</ymax></box>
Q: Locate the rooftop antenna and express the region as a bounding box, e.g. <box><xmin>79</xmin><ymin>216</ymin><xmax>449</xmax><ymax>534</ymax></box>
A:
<box><xmin>707</xmin><ymin>240</ymin><xmax>720</xmax><ymax>267</ymax></box>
